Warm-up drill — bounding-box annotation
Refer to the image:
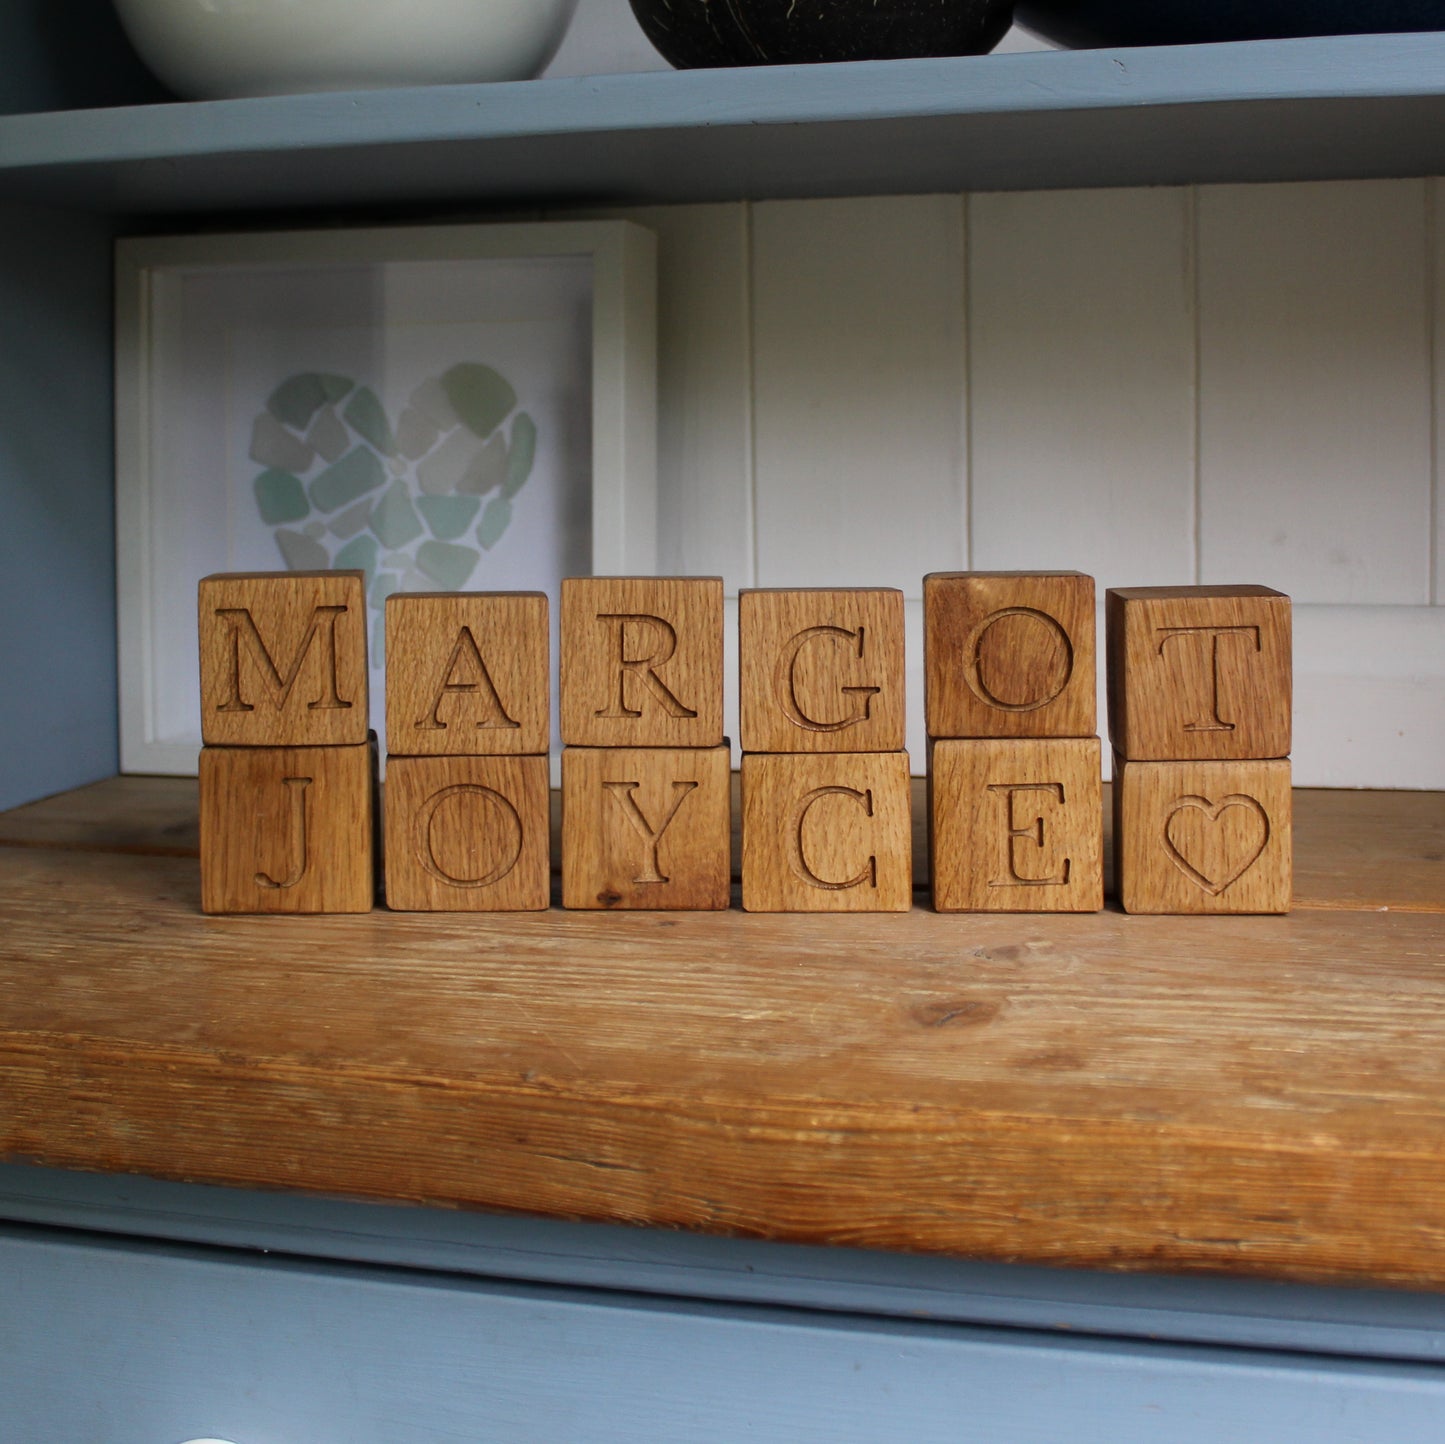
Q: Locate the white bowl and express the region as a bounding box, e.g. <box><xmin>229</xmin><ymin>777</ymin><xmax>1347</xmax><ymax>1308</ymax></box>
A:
<box><xmin>112</xmin><ymin>0</ymin><xmax>580</xmax><ymax>99</ymax></box>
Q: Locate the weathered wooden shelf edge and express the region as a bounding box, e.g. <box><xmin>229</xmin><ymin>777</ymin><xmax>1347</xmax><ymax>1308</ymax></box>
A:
<box><xmin>7</xmin><ymin>34</ymin><xmax>1445</xmax><ymax>211</ymax></box>
<box><xmin>1</xmin><ymin>778</ymin><xmax>1442</xmax><ymax>1289</ymax></box>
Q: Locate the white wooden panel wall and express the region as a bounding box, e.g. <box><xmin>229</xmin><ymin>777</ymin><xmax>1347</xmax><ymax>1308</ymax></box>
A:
<box><xmin>601</xmin><ymin>181</ymin><xmax>1445</xmax><ymax>789</ymax></box>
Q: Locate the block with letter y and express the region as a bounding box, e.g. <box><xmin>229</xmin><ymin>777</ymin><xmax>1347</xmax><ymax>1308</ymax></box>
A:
<box><xmin>198</xmin><ymin>571</ymin><xmax>369</xmax><ymax>747</ymax></box>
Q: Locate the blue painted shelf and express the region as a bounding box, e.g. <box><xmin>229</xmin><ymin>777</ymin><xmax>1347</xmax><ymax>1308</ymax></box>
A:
<box><xmin>3</xmin><ymin>33</ymin><xmax>1445</xmax><ymax>213</ymax></box>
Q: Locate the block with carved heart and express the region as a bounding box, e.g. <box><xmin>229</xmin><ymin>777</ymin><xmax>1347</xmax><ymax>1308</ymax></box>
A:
<box><xmin>200</xmin><ymin>739</ymin><xmax>376</xmax><ymax>914</ymax></box>
<box><xmin>1107</xmin><ymin>585</ymin><xmax>1291</xmax><ymax>761</ymax></box>
<box><xmin>560</xmin><ymin>576</ymin><xmax>724</xmax><ymax>748</ymax></box>
<box><xmin>385</xmin><ymin>591</ymin><xmax>549</xmax><ymax>756</ymax></box>
<box><xmin>930</xmin><ymin>737</ymin><xmax>1103</xmax><ymax>913</ymax></box>
<box><xmin>562</xmin><ymin>744</ymin><xmax>731</xmax><ymax>910</ymax></box>
<box><xmin>1114</xmin><ymin>757</ymin><xmax>1292</xmax><ymax>914</ymax></box>
<box><xmin>199</xmin><ymin>571</ymin><xmax>369</xmax><ymax>747</ymax></box>
<box><xmin>739</xmin><ymin>587</ymin><xmax>905</xmax><ymax>753</ymax></box>
<box><xmin>384</xmin><ymin>754</ymin><xmax>551</xmax><ymax>912</ymax></box>
<box><xmin>741</xmin><ymin>751</ymin><xmax>912</xmax><ymax>913</ymax></box>
<box><xmin>924</xmin><ymin>571</ymin><xmax>1095</xmax><ymax>739</ymax></box>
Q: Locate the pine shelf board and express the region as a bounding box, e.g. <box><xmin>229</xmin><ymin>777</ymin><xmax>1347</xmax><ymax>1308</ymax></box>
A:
<box><xmin>7</xmin><ymin>34</ymin><xmax>1445</xmax><ymax>213</ymax></box>
<box><xmin>0</xmin><ymin>777</ymin><xmax>1441</xmax><ymax>1287</ymax></box>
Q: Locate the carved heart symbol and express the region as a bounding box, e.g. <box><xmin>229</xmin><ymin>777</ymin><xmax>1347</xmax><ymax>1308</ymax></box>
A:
<box><xmin>1163</xmin><ymin>794</ymin><xmax>1270</xmax><ymax>896</ymax></box>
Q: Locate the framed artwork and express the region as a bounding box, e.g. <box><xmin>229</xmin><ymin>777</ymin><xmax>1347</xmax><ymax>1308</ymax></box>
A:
<box><xmin>116</xmin><ymin>219</ymin><xmax>657</xmax><ymax>774</ymax></box>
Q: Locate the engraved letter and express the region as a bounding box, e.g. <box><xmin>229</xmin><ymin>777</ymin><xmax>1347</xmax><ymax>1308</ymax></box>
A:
<box><xmin>788</xmin><ymin>786</ymin><xmax>877</xmax><ymax>891</ymax></box>
<box><xmin>986</xmin><ymin>783</ymin><xmax>1070</xmax><ymax>888</ymax></box>
<box><xmin>255</xmin><ymin>776</ymin><xmax>312</xmax><ymax>890</ymax></box>
<box><xmin>963</xmin><ymin>607</ymin><xmax>1073</xmax><ymax>712</ymax></box>
<box><xmin>414</xmin><ymin>626</ymin><xmax>520</xmax><ymax>734</ymax></box>
<box><xmin>602</xmin><ymin>780</ymin><xmax>697</xmax><ymax>884</ymax></box>
<box><xmin>415</xmin><ymin>784</ymin><xmax>523</xmax><ymax>888</ymax></box>
<box><xmin>1155</xmin><ymin>626</ymin><xmax>1262</xmax><ymax>733</ymax></box>
<box><xmin>594</xmin><ymin>614</ymin><xmax>698</xmax><ymax>720</ymax></box>
<box><xmin>214</xmin><ymin>605</ymin><xmax>352</xmax><ymax>715</ymax></box>
<box><xmin>774</xmin><ymin>626</ymin><xmax>880</xmax><ymax>733</ymax></box>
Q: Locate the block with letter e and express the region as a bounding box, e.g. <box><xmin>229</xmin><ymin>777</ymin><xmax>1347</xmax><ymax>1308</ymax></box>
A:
<box><xmin>198</xmin><ymin>571</ymin><xmax>368</xmax><ymax>747</ymax></box>
<box><xmin>562</xmin><ymin>744</ymin><xmax>731</xmax><ymax>911</ymax></box>
<box><xmin>924</xmin><ymin>571</ymin><xmax>1095</xmax><ymax>740</ymax></box>
<box><xmin>560</xmin><ymin>576</ymin><xmax>724</xmax><ymax>749</ymax></box>
<box><xmin>1107</xmin><ymin>585</ymin><xmax>1291</xmax><ymax>761</ymax></box>
<box><xmin>384</xmin><ymin>754</ymin><xmax>551</xmax><ymax>912</ymax></box>
<box><xmin>739</xmin><ymin>587</ymin><xmax>905</xmax><ymax>753</ymax></box>
<box><xmin>741</xmin><ymin>751</ymin><xmax>912</xmax><ymax>913</ymax></box>
<box><xmin>929</xmin><ymin>737</ymin><xmax>1103</xmax><ymax>913</ymax></box>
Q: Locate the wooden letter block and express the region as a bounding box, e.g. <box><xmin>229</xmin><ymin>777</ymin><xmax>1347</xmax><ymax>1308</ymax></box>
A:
<box><xmin>199</xmin><ymin>571</ymin><xmax>368</xmax><ymax>747</ymax></box>
<box><xmin>560</xmin><ymin>577</ymin><xmax>724</xmax><ymax>748</ymax></box>
<box><xmin>562</xmin><ymin>745</ymin><xmax>731</xmax><ymax>910</ymax></box>
<box><xmin>385</xmin><ymin>592</ymin><xmax>549</xmax><ymax>757</ymax></box>
<box><xmin>929</xmin><ymin>737</ymin><xmax>1103</xmax><ymax>913</ymax></box>
<box><xmin>1114</xmin><ymin>757</ymin><xmax>1292</xmax><ymax>914</ymax></box>
<box><xmin>1107</xmin><ymin>585</ymin><xmax>1291</xmax><ymax>761</ymax></box>
<box><xmin>199</xmin><ymin>740</ymin><xmax>375</xmax><ymax>914</ymax></box>
<box><xmin>738</xmin><ymin>588</ymin><xmax>905</xmax><ymax>753</ymax></box>
<box><xmin>383</xmin><ymin>755</ymin><xmax>550</xmax><ymax>912</ymax></box>
<box><xmin>741</xmin><ymin>752</ymin><xmax>912</xmax><ymax>913</ymax></box>
<box><xmin>924</xmin><ymin>571</ymin><xmax>1095</xmax><ymax>739</ymax></box>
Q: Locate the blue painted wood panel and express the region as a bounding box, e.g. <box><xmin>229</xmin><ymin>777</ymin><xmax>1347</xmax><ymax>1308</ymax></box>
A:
<box><xmin>0</xmin><ymin>205</ymin><xmax>118</xmax><ymax>811</ymax></box>
<box><xmin>5</xmin><ymin>1224</ymin><xmax>1445</xmax><ymax>1442</ymax></box>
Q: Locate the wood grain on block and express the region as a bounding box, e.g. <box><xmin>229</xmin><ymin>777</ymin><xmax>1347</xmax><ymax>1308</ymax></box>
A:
<box><xmin>1115</xmin><ymin>757</ymin><xmax>1292</xmax><ymax>915</ymax></box>
<box><xmin>739</xmin><ymin>588</ymin><xmax>905</xmax><ymax>754</ymax></box>
<box><xmin>199</xmin><ymin>741</ymin><xmax>374</xmax><ymax>915</ymax></box>
<box><xmin>198</xmin><ymin>572</ymin><xmax>368</xmax><ymax>748</ymax></box>
<box><xmin>560</xmin><ymin>577</ymin><xmax>724</xmax><ymax>748</ymax></box>
<box><xmin>383</xmin><ymin>755</ymin><xmax>550</xmax><ymax>912</ymax></box>
<box><xmin>930</xmin><ymin>737</ymin><xmax>1103</xmax><ymax>913</ymax></box>
<box><xmin>385</xmin><ymin>592</ymin><xmax>549</xmax><ymax>758</ymax></box>
<box><xmin>923</xmin><ymin>572</ymin><xmax>1096</xmax><ymax>739</ymax></box>
<box><xmin>562</xmin><ymin>744</ymin><xmax>731</xmax><ymax>911</ymax></box>
<box><xmin>1107</xmin><ymin>585</ymin><xmax>1291</xmax><ymax>761</ymax></box>
<box><xmin>741</xmin><ymin>751</ymin><xmax>912</xmax><ymax>912</ymax></box>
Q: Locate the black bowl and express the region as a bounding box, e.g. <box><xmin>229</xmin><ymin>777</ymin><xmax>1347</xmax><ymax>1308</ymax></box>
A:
<box><xmin>628</xmin><ymin>0</ymin><xmax>1015</xmax><ymax>67</ymax></box>
<box><xmin>1015</xmin><ymin>0</ymin><xmax>1445</xmax><ymax>47</ymax></box>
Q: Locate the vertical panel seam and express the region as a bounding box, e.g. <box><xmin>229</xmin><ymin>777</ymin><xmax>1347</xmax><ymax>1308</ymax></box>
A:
<box><xmin>962</xmin><ymin>192</ymin><xmax>975</xmax><ymax>571</ymax></box>
<box><xmin>1189</xmin><ymin>185</ymin><xmax>1203</xmax><ymax>586</ymax></box>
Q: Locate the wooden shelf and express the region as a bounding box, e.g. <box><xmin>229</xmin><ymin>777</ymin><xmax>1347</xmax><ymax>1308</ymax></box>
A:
<box><xmin>7</xmin><ymin>35</ymin><xmax>1445</xmax><ymax>214</ymax></box>
<box><xmin>1</xmin><ymin>777</ymin><xmax>1442</xmax><ymax>1287</ymax></box>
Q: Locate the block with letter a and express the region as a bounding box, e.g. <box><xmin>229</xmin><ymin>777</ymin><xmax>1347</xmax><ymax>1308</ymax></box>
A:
<box><xmin>929</xmin><ymin>737</ymin><xmax>1103</xmax><ymax>913</ymax></box>
<box><xmin>198</xmin><ymin>571</ymin><xmax>375</xmax><ymax>915</ymax></box>
<box><xmin>741</xmin><ymin>751</ymin><xmax>912</xmax><ymax>913</ymax></box>
<box><xmin>562</xmin><ymin>744</ymin><xmax>731</xmax><ymax>910</ymax></box>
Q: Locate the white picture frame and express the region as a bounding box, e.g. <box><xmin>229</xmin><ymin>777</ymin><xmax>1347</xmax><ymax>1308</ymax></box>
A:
<box><xmin>116</xmin><ymin>219</ymin><xmax>657</xmax><ymax>775</ymax></box>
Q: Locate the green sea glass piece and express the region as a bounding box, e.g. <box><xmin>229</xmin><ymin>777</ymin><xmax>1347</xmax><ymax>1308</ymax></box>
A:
<box><xmin>415</xmin><ymin>540</ymin><xmax>480</xmax><ymax>591</ymax></box>
<box><xmin>268</xmin><ymin>373</ymin><xmax>353</xmax><ymax>429</ymax></box>
<box><xmin>503</xmin><ymin>412</ymin><xmax>536</xmax><ymax>499</ymax></box>
<box><xmin>310</xmin><ymin>447</ymin><xmax>385</xmax><ymax>514</ymax></box>
<box><xmin>334</xmin><ymin>533</ymin><xmax>380</xmax><ymax>586</ymax></box>
<box><xmin>250</xmin><ymin>412</ymin><xmax>314</xmax><ymax>473</ymax></box>
<box><xmin>416</xmin><ymin>494</ymin><xmax>481</xmax><ymax>541</ymax></box>
<box><xmin>344</xmin><ymin>386</ymin><xmax>396</xmax><ymax>456</ymax></box>
<box><xmin>460</xmin><ymin>432</ymin><xmax>508</xmax><ymax>497</ymax></box>
<box><xmin>253</xmin><ymin>469</ymin><xmax>309</xmax><ymax>526</ymax></box>
<box><xmin>275</xmin><ymin>527</ymin><xmax>329</xmax><ymax>571</ymax></box>
<box><xmin>369</xmin><ymin>480</ymin><xmax>424</xmax><ymax>549</ymax></box>
<box><xmin>476</xmin><ymin>496</ymin><xmax>512</xmax><ymax>550</ymax></box>
<box><xmin>443</xmin><ymin>363</ymin><xmax>515</xmax><ymax>439</ymax></box>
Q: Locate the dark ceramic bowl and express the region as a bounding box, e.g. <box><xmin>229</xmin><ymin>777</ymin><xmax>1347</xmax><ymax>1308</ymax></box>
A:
<box><xmin>628</xmin><ymin>0</ymin><xmax>1015</xmax><ymax>67</ymax></box>
<box><xmin>1015</xmin><ymin>0</ymin><xmax>1445</xmax><ymax>47</ymax></box>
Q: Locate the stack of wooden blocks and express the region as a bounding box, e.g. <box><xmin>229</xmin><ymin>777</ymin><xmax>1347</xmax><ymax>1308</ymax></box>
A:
<box><xmin>1108</xmin><ymin>585</ymin><xmax>1293</xmax><ymax>914</ymax></box>
<box><xmin>559</xmin><ymin>577</ymin><xmax>731</xmax><ymax>910</ymax></box>
<box><xmin>738</xmin><ymin>588</ymin><xmax>912</xmax><ymax>912</ymax></box>
<box><xmin>925</xmin><ymin>572</ymin><xmax>1104</xmax><ymax>913</ymax></box>
<box><xmin>382</xmin><ymin>591</ymin><xmax>552</xmax><ymax>911</ymax></box>
<box><xmin>198</xmin><ymin>571</ymin><xmax>376</xmax><ymax>914</ymax></box>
